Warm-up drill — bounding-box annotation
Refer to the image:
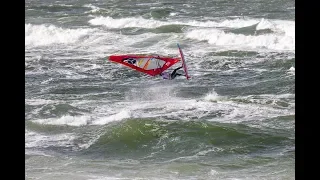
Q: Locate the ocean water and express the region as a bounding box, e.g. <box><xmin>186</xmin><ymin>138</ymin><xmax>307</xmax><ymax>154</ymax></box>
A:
<box><xmin>25</xmin><ymin>0</ymin><xmax>295</xmax><ymax>179</ymax></box>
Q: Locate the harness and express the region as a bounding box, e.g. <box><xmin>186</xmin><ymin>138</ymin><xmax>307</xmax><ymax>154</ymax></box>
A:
<box><xmin>156</xmin><ymin>57</ymin><xmax>171</xmax><ymax>80</ymax></box>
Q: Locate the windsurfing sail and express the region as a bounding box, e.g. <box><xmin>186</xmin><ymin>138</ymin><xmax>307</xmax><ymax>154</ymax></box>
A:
<box><xmin>177</xmin><ymin>43</ymin><xmax>191</xmax><ymax>80</ymax></box>
<box><xmin>109</xmin><ymin>55</ymin><xmax>180</xmax><ymax>76</ymax></box>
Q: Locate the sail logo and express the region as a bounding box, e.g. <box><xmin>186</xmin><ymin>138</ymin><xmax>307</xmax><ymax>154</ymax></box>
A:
<box><xmin>123</xmin><ymin>58</ymin><xmax>137</xmax><ymax>65</ymax></box>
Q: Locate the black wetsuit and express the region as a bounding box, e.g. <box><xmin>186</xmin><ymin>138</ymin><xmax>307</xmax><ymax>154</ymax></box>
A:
<box><xmin>170</xmin><ymin>66</ymin><xmax>183</xmax><ymax>79</ymax></box>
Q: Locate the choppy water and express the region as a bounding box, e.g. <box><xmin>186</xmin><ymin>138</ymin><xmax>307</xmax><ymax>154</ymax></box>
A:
<box><xmin>25</xmin><ymin>0</ymin><xmax>295</xmax><ymax>179</ymax></box>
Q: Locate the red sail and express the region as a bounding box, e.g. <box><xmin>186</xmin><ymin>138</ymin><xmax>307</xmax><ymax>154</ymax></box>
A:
<box><xmin>109</xmin><ymin>55</ymin><xmax>180</xmax><ymax>76</ymax></box>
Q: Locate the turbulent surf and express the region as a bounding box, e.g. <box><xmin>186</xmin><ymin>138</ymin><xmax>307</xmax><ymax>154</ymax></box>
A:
<box><xmin>25</xmin><ymin>0</ymin><xmax>295</xmax><ymax>179</ymax></box>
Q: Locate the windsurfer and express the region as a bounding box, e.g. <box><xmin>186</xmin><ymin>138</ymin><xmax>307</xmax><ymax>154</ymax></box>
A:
<box><xmin>160</xmin><ymin>66</ymin><xmax>184</xmax><ymax>80</ymax></box>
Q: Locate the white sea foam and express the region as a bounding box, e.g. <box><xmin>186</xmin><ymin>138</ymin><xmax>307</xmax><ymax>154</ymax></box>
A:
<box><xmin>87</xmin><ymin>16</ymin><xmax>294</xmax><ymax>52</ymax></box>
<box><xmin>185</xmin><ymin>18</ymin><xmax>259</xmax><ymax>28</ymax></box>
<box><xmin>33</xmin><ymin>115</ymin><xmax>91</xmax><ymax>126</ymax></box>
<box><xmin>25</xmin><ymin>99</ymin><xmax>56</xmax><ymax>106</ymax></box>
<box><xmin>170</xmin><ymin>12</ymin><xmax>177</xmax><ymax>16</ymax></box>
<box><xmin>124</xmin><ymin>85</ymin><xmax>179</xmax><ymax>102</ymax></box>
<box><xmin>25</xmin><ymin>24</ymin><xmax>97</xmax><ymax>47</ymax></box>
<box><xmin>203</xmin><ymin>89</ymin><xmax>225</xmax><ymax>102</ymax></box>
<box><xmin>27</xmin><ymin>87</ymin><xmax>294</xmax><ymax>127</ymax></box>
<box><xmin>185</xmin><ymin>28</ymin><xmax>294</xmax><ymax>51</ymax></box>
<box><xmin>89</xmin><ymin>16</ymin><xmax>168</xmax><ymax>28</ymax></box>
<box><xmin>256</xmin><ymin>18</ymin><xmax>276</xmax><ymax>30</ymax></box>
<box><xmin>289</xmin><ymin>66</ymin><xmax>295</xmax><ymax>72</ymax></box>
<box><xmin>88</xmin><ymin>16</ymin><xmax>293</xmax><ymax>32</ymax></box>
<box><xmin>231</xmin><ymin>94</ymin><xmax>295</xmax><ymax>110</ymax></box>
<box><xmin>92</xmin><ymin>110</ymin><xmax>131</xmax><ymax>125</ymax></box>
<box><xmin>271</xmin><ymin>20</ymin><xmax>295</xmax><ymax>37</ymax></box>
<box><xmin>25</xmin><ymin>17</ymin><xmax>294</xmax><ymax>56</ymax></box>
<box><xmin>25</xmin><ymin>130</ymin><xmax>76</xmax><ymax>149</ymax></box>
<box><xmin>26</xmin><ymin>94</ymin><xmax>293</xmax><ymax>132</ymax></box>
<box><xmin>83</xmin><ymin>4</ymin><xmax>101</xmax><ymax>13</ymax></box>
<box><xmin>95</xmin><ymin>96</ymin><xmax>291</xmax><ymax>124</ymax></box>
<box><xmin>89</xmin><ymin>16</ymin><xmax>255</xmax><ymax>29</ymax></box>
<box><xmin>287</xmin><ymin>66</ymin><xmax>295</xmax><ymax>76</ymax></box>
